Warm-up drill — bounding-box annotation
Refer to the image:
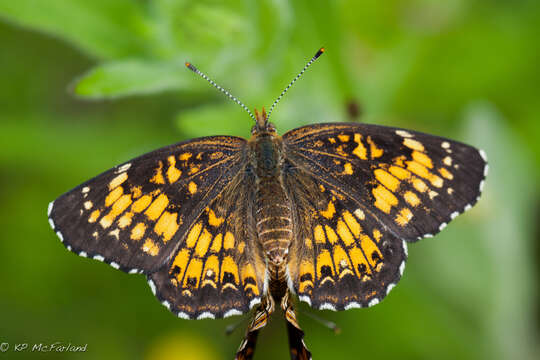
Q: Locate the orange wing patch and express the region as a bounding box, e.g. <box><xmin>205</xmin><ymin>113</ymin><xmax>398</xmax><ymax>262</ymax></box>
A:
<box><xmin>147</xmin><ymin>176</ymin><xmax>264</xmax><ymax>319</ymax></box>
<box><xmin>290</xmin><ymin>197</ymin><xmax>407</xmax><ymax>310</ymax></box>
<box><xmin>352</xmin><ymin>133</ymin><xmax>368</xmax><ymax>160</ymax></box>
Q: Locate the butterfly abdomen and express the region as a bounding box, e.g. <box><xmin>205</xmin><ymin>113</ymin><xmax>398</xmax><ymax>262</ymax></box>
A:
<box><xmin>255</xmin><ymin>180</ymin><xmax>292</xmax><ymax>262</ymax></box>
<box><xmin>252</xmin><ymin>134</ymin><xmax>293</xmax><ymax>278</ymax></box>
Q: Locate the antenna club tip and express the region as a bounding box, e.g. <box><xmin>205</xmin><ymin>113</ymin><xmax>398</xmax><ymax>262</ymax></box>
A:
<box><xmin>185</xmin><ymin>62</ymin><xmax>198</xmax><ymax>72</ymax></box>
<box><xmin>314</xmin><ymin>47</ymin><xmax>325</xmax><ymax>59</ymax></box>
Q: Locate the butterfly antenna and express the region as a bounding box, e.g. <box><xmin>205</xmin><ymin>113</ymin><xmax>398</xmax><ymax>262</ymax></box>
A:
<box><xmin>298</xmin><ymin>308</ymin><xmax>341</xmax><ymax>334</ymax></box>
<box><xmin>266</xmin><ymin>47</ymin><xmax>325</xmax><ymax>122</ymax></box>
<box><xmin>225</xmin><ymin>316</ymin><xmax>249</xmax><ymax>336</ymax></box>
<box><xmin>185</xmin><ymin>62</ymin><xmax>256</xmax><ymax>123</ymax></box>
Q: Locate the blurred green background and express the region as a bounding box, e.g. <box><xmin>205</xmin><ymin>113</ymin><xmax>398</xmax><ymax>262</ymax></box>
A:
<box><xmin>1</xmin><ymin>1</ymin><xmax>539</xmax><ymax>359</ymax></box>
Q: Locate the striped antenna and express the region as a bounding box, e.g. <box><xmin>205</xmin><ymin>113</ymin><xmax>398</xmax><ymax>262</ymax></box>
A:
<box><xmin>185</xmin><ymin>62</ymin><xmax>256</xmax><ymax>123</ymax></box>
<box><xmin>266</xmin><ymin>47</ymin><xmax>325</xmax><ymax>122</ymax></box>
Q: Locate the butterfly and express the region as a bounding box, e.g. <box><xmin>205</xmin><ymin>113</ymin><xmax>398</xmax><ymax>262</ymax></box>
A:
<box><xmin>48</xmin><ymin>48</ymin><xmax>488</xmax><ymax>360</ymax></box>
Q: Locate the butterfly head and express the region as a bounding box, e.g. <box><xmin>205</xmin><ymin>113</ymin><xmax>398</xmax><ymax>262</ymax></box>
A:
<box><xmin>252</xmin><ymin>107</ymin><xmax>276</xmax><ymax>135</ymax></box>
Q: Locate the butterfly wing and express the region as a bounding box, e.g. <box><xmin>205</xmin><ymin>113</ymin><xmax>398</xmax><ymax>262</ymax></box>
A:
<box><xmin>148</xmin><ymin>166</ymin><xmax>267</xmax><ymax>319</ymax></box>
<box><xmin>282</xmin><ymin>122</ymin><xmax>487</xmax><ymax>309</ymax></box>
<box><xmin>283</xmin><ymin>163</ymin><xmax>407</xmax><ymax>309</ymax></box>
<box><xmin>48</xmin><ymin>136</ymin><xmax>248</xmax><ymax>274</ymax></box>
<box><xmin>283</xmin><ymin>123</ymin><xmax>487</xmax><ymax>242</ymax></box>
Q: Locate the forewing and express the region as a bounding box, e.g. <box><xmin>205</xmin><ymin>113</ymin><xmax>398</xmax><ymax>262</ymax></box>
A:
<box><xmin>48</xmin><ymin>136</ymin><xmax>248</xmax><ymax>273</ymax></box>
<box><xmin>148</xmin><ymin>169</ymin><xmax>266</xmax><ymax>319</ymax></box>
<box><xmin>284</xmin><ymin>164</ymin><xmax>407</xmax><ymax>310</ymax></box>
<box><xmin>283</xmin><ymin>123</ymin><xmax>487</xmax><ymax>241</ymax></box>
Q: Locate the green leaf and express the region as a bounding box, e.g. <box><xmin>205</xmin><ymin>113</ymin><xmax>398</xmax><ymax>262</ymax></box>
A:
<box><xmin>73</xmin><ymin>59</ymin><xmax>201</xmax><ymax>98</ymax></box>
<box><xmin>0</xmin><ymin>0</ymin><xmax>150</xmax><ymax>59</ymax></box>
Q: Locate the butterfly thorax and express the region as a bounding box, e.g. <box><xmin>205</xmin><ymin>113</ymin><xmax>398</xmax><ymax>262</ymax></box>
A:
<box><xmin>250</xmin><ymin>129</ymin><xmax>292</xmax><ymax>295</ymax></box>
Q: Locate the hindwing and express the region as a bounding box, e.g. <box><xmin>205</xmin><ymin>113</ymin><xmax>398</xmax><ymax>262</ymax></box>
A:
<box><xmin>148</xmin><ymin>168</ymin><xmax>266</xmax><ymax>319</ymax></box>
<box><xmin>283</xmin><ymin>163</ymin><xmax>407</xmax><ymax>310</ymax></box>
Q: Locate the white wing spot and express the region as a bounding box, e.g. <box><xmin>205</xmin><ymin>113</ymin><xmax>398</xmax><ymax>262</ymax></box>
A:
<box><xmin>424</xmin><ymin>233</ymin><xmax>433</xmax><ymax>238</ymax></box>
<box><xmin>162</xmin><ymin>300</ymin><xmax>171</xmax><ymax>310</ymax></box>
<box><xmin>396</xmin><ymin>130</ymin><xmax>413</xmax><ymax>138</ymax></box>
<box><xmin>484</xmin><ymin>164</ymin><xmax>489</xmax><ymax>177</ymax></box>
<box><xmin>110</xmin><ymin>262</ymin><xmax>120</xmax><ymax>269</ymax></box>
<box><xmin>441</xmin><ymin>142</ymin><xmax>450</xmax><ymax>149</ymax></box>
<box><xmin>479</xmin><ymin>149</ymin><xmax>488</xmax><ymax>162</ymax></box>
<box><xmin>128</xmin><ymin>268</ymin><xmax>139</xmax><ymax>274</ymax></box>
<box><xmin>47</xmin><ymin>201</ymin><xmax>54</xmax><ymax>216</ymax></box>
<box><xmin>66</xmin><ymin>245</ymin><xmax>72</xmax><ymax>251</ymax></box>
<box><xmin>249</xmin><ymin>298</ymin><xmax>261</xmax><ymax>309</ymax></box>
<box><xmin>479</xmin><ymin>180</ymin><xmax>485</xmax><ymax>192</ymax></box>
<box><xmin>177</xmin><ymin>312</ymin><xmax>190</xmax><ymax>319</ymax></box>
<box><xmin>197</xmin><ymin>312</ymin><xmax>215</xmax><ymax>320</ymax></box>
<box><xmin>439</xmin><ymin>222</ymin><xmax>448</xmax><ymax>231</ymax></box>
<box><xmin>224</xmin><ymin>309</ymin><xmax>243</xmax><ymax>318</ymax></box>
<box><xmin>79</xmin><ymin>251</ymin><xmax>88</xmax><ymax>258</ymax></box>
<box><xmin>354</xmin><ymin>208</ymin><xmax>365</xmax><ymax>220</ymax></box>
<box><xmin>84</xmin><ymin>201</ymin><xmax>93</xmax><ymax>210</ymax></box>
<box><xmin>399</xmin><ymin>261</ymin><xmax>406</xmax><ymax>276</ymax></box>
<box><xmin>148</xmin><ymin>279</ymin><xmax>157</xmax><ymax>295</ymax></box>
<box><xmin>48</xmin><ymin>218</ymin><xmax>55</xmax><ymax>230</ymax></box>
<box><xmin>386</xmin><ymin>283</ymin><xmax>396</xmax><ymax>295</ymax></box>
<box><xmin>450</xmin><ymin>211</ymin><xmax>459</xmax><ymax>220</ymax></box>
<box><xmin>464</xmin><ymin>204</ymin><xmax>472</xmax><ymax>211</ymax></box>
<box><xmin>368</xmin><ymin>298</ymin><xmax>379</xmax><ymax>307</ymax></box>
<box><xmin>443</xmin><ymin>156</ymin><xmax>452</xmax><ymax>166</ymax></box>
<box><xmin>82</xmin><ymin>186</ymin><xmax>90</xmax><ymax>194</ymax></box>
<box><xmin>56</xmin><ymin>231</ymin><xmax>64</xmax><ymax>242</ymax></box>
<box><xmin>344</xmin><ymin>302</ymin><xmax>361</xmax><ymax>310</ymax></box>
<box><xmin>93</xmin><ymin>255</ymin><xmax>104</xmax><ymax>262</ymax></box>
<box><xmin>402</xmin><ymin>240</ymin><xmax>408</xmax><ymax>257</ymax></box>
<box><xmin>299</xmin><ymin>296</ymin><xmax>311</xmax><ymax>306</ymax></box>
<box><xmin>117</xmin><ymin>163</ymin><xmax>131</xmax><ymax>173</ymax></box>
<box><xmin>319</xmin><ymin>303</ymin><xmax>337</xmax><ymax>311</ymax></box>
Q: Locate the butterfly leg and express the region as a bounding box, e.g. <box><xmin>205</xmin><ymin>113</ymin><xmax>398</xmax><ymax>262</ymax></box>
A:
<box><xmin>281</xmin><ymin>292</ymin><xmax>312</xmax><ymax>360</ymax></box>
<box><xmin>235</xmin><ymin>296</ymin><xmax>275</xmax><ymax>360</ymax></box>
